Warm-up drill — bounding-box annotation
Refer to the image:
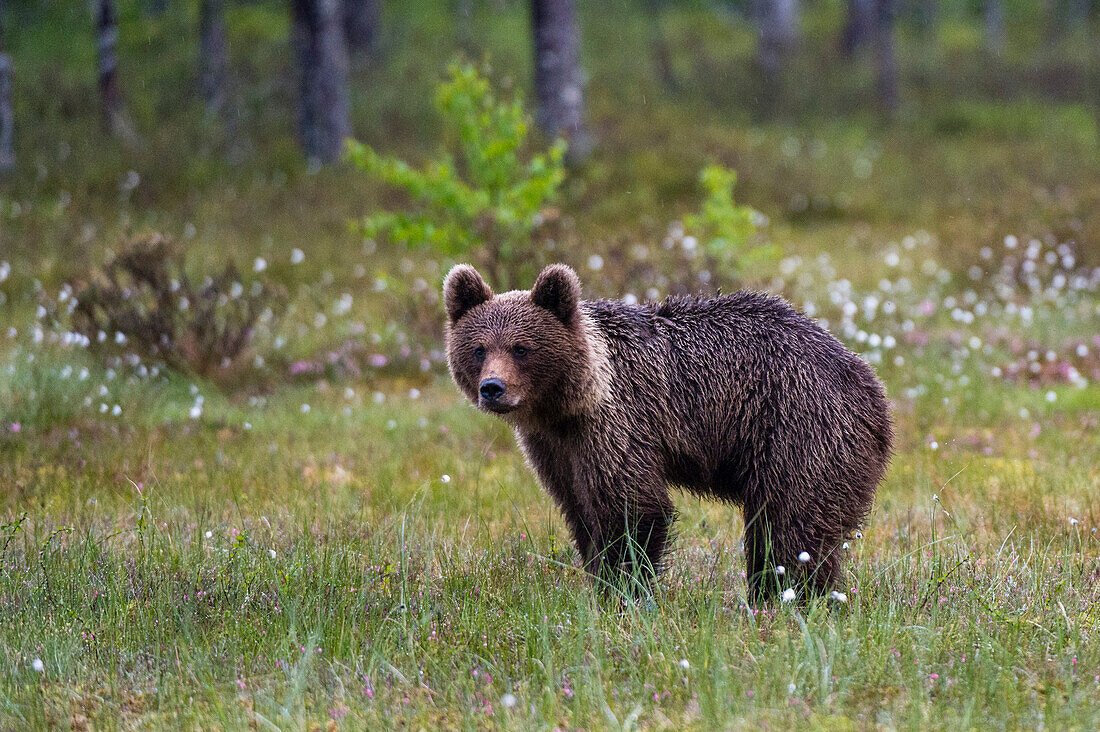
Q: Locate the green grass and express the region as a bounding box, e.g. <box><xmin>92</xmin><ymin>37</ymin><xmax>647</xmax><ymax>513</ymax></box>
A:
<box><xmin>1</xmin><ymin>376</ymin><xmax>1098</xmax><ymax>729</ymax></box>
<box><xmin>2</xmin><ymin>0</ymin><xmax>1100</xmax><ymax>728</ymax></box>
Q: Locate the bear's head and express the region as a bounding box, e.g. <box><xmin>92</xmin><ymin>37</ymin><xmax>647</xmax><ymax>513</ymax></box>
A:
<box><xmin>443</xmin><ymin>263</ymin><xmax>603</xmax><ymax>422</ymax></box>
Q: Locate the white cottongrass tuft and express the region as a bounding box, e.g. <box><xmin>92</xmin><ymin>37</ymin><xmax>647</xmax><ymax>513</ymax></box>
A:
<box><xmin>31</xmin><ymin>658</ymin><xmax>44</xmax><ymax>673</ymax></box>
<box><xmin>798</xmin><ymin>551</ymin><xmax>811</xmax><ymax>563</ymax></box>
<box><xmin>440</xmin><ymin>474</ymin><xmax>451</xmax><ymax>484</ymax></box>
<box><xmin>290</xmin><ymin>248</ymin><xmax>305</xmax><ymax>264</ymax></box>
<box><xmin>253</xmin><ymin>257</ymin><xmax>267</xmax><ymax>272</ymax></box>
<box><xmin>679</xmin><ymin>659</ymin><xmax>690</xmax><ymax>670</ymax></box>
<box><xmin>787</xmin><ymin>682</ymin><xmax>797</xmax><ymax>695</ymax></box>
<box><xmin>501</xmin><ymin>693</ymin><xmax>517</xmax><ymax>709</ymax></box>
<box><xmin>781</xmin><ymin>588</ymin><xmax>797</xmax><ymax>603</ymax></box>
<box><xmin>775</xmin><ymin>565</ymin><xmax>785</xmax><ymax>576</ymax></box>
<box><xmin>1069</xmin><ymin>517</ymin><xmax>1079</xmax><ymax>526</ymax></box>
<box><xmin>830</xmin><ymin>590</ymin><xmax>848</xmax><ymax>603</ymax></box>
<box><xmin>268</xmin><ymin>549</ymin><xmax>277</xmax><ymax>559</ymax></box>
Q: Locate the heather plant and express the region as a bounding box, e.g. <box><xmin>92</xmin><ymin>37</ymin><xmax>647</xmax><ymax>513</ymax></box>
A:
<box><xmin>347</xmin><ymin>63</ymin><xmax>566</xmax><ymax>289</ymax></box>
<box><xmin>71</xmin><ymin>233</ymin><xmax>284</xmax><ymax>384</ymax></box>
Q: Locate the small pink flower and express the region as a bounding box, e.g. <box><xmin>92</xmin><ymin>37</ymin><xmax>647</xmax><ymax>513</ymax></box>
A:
<box><xmin>9</xmin><ymin>422</ymin><xmax>20</xmax><ymax>433</ymax></box>
<box><xmin>929</xmin><ymin>673</ymin><xmax>939</xmax><ymax>681</ymax></box>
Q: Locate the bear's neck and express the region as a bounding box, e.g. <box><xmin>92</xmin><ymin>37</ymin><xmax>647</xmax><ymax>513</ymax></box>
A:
<box><xmin>520</xmin><ymin>310</ymin><xmax>612</xmax><ymax>431</ymax></box>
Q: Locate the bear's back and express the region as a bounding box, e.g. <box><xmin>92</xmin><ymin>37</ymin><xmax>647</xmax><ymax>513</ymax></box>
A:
<box><xmin>579</xmin><ymin>291</ymin><xmax>891</xmax><ymax>493</ymax></box>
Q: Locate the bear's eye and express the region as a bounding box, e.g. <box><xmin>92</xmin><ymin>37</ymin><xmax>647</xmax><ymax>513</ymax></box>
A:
<box><xmin>512</xmin><ymin>344</ymin><xmax>529</xmax><ymax>358</ymax></box>
<box><xmin>473</xmin><ymin>346</ymin><xmax>486</xmax><ymax>361</ymax></box>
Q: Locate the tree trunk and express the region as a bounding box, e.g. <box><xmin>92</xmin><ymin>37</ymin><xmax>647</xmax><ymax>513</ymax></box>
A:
<box><xmin>343</xmin><ymin>0</ymin><xmax>380</xmax><ymax>57</ymax></box>
<box><xmin>292</xmin><ymin>0</ymin><xmax>351</xmax><ymax>164</ymax></box>
<box><xmin>840</xmin><ymin>0</ymin><xmax>874</xmax><ymax>56</ymax></box>
<box><xmin>0</xmin><ymin>52</ymin><xmax>12</xmax><ymax>175</ymax></box>
<box><xmin>199</xmin><ymin>0</ymin><xmax>227</xmax><ymax>114</ymax></box>
<box><xmin>531</xmin><ymin>0</ymin><xmax>591</xmax><ymax>163</ymax></box>
<box><xmin>643</xmin><ymin>0</ymin><xmax>679</xmax><ymax>94</ymax></box>
<box><xmin>0</xmin><ymin>6</ymin><xmax>12</xmax><ymax>175</ymax></box>
<box><xmin>454</xmin><ymin>0</ymin><xmax>476</xmax><ymax>56</ymax></box>
<box><xmin>984</xmin><ymin>0</ymin><xmax>1004</xmax><ymax>56</ymax></box>
<box><xmin>755</xmin><ymin>0</ymin><xmax>798</xmax><ymax>78</ymax></box>
<box><xmin>913</xmin><ymin>0</ymin><xmax>936</xmax><ymax>38</ymax></box>
<box><xmin>874</xmin><ymin>0</ymin><xmax>899</xmax><ymax>114</ymax></box>
<box><xmin>96</xmin><ymin>0</ymin><xmax>136</xmax><ymax>140</ymax></box>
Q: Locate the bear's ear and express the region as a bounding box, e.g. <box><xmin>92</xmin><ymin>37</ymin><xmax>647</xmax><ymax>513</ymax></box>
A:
<box><xmin>443</xmin><ymin>264</ymin><xmax>493</xmax><ymax>323</ymax></box>
<box><xmin>531</xmin><ymin>264</ymin><xmax>581</xmax><ymax>325</ymax></box>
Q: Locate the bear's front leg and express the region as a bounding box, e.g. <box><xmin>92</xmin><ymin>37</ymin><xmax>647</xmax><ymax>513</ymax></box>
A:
<box><xmin>586</xmin><ymin>488</ymin><xmax>675</xmax><ymax>595</ymax></box>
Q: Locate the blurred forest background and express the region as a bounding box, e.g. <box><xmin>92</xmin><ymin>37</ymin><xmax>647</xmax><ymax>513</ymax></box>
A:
<box><xmin>2</xmin><ymin>0</ymin><xmax>1099</xmax><ymax>382</ymax></box>
<box><xmin>1</xmin><ymin>0</ymin><xmax>1098</xmax><ymax>266</ymax></box>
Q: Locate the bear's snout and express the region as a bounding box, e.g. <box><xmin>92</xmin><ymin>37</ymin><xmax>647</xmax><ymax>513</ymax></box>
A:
<box><xmin>479</xmin><ymin>377</ymin><xmax>506</xmax><ymax>401</ymax></box>
<box><xmin>478</xmin><ymin>376</ymin><xmax>518</xmax><ymax>413</ymax></box>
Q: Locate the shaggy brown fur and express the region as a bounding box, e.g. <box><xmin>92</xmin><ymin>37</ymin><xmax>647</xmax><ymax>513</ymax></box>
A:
<box><xmin>444</xmin><ymin>263</ymin><xmax>893</xmax><ymax>599</ymax></box>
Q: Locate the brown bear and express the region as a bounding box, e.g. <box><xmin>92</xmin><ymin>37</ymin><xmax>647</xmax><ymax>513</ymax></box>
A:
<box><xmin>443</xmin><ymin>263</ymin><xmax>893</xmax><ymax>600</ymax></box>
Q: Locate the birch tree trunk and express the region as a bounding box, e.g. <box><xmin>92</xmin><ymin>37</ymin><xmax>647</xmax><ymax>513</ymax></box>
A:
<box><xmin>531</xmin><ymin>0</ymin><xmax>591</xmax><ymax>163</ymax></box>
<box><xmin>984</xmin><ymin>0</ymin><xmax>1004</xmax><ymax>56</ymax></box>
<box><xmin>199</xmin><ymin>0</ymin><xmax>228</xmax><ymax>114</ymax></box>
<box><xmin>292</xmin><ymin>0</ymin><xmax>351</xmax><ymax>164</ymax></box>
<box><xmin>874</xmin><ymin>0</ymin><xmax>899</xmax><ymax>114</ymax></box>
<box><xmin>0</xmin><ymin>6</ymin><xmax>13</xmax><ymax>174</ymax></box>
<box><xmin>755</xmin><ymin>0</ymin><xmax>798</xmax><ymax>80</ymax></box>
<box><xmin>96</xmin><ymin>0</ymin><xmax>130</xmax><ymax>137</ymax></box>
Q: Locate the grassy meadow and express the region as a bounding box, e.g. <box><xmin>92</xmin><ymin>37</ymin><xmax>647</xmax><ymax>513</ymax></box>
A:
<box><xmin>2</xmin><ymin>1</ymin><xmax>1100</xmax><ymax>728</ymax></box>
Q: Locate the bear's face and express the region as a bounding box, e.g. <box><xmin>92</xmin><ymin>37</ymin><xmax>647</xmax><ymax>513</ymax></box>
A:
<box><xmin>443</xmin><ymin>264</ymin><xmax>586</xmax><ymax>420</ymax></box>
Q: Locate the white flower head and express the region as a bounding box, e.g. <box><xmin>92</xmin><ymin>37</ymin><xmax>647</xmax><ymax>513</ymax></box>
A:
<box><xmin>798</xmin><ymin>551</ymin><xmax>811</xmax><ymax>564</ymax></box>
<box><xmin>830</xmin><ymin>590</ymin><xmax>848</xmax><ymax>603</ymax></box>
<box><xmin>775</xmin><ymin>565</ymin><xmax>785</xmax><ymax>576</ymax></box>
<box><xmin>679</xmin><ymin>659</ymin><xmax>690</xmax><ymax>670</ymax></box>
<box><xmin>440</xmin><ymin>474</ymin><xmax>452</xmax><ymax>484</ymax></box>
<box><xmin>268</xmin><ymin>549</ymin><xmax>277</xmax><ymax>559</ymax></box>
<box><xmin>781</xmin><ymin>588</ymin><xmax>797</xmax><ymax>603</ymax></box>
<box><xmin>501</xmin><ymin>693</ymin><xmax>517</xmax><ymax>709</ymax></box>
<box><xmin>31</xmin><ymin>658</ymin><xmax>44</xmax><ymax>673</ymax></box>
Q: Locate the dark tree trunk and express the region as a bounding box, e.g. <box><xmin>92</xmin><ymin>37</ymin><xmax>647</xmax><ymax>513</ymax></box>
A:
<box><xmin>984</xmin><ymin>0</ymin><xmax>1004</xmax><ymax>55</ymax></box>
<box><xmin>292</xmin><ymin>0</ymin><xmax>351</xmax><ymax>164</ymax></box>
<box><xmin>874</xmin><ymin>0</ymin><xmax>899</xmax><ymax>114</ymax></box>
<box><xmin>342</xmin><ymin>0</ymin><xmax>380</xmax><ymax>56</ymax></box>
<box><xmin>840</xmin><ymin>0</ymin><xmax>874</xmax><ymax>56</ymax></box>
<box><xmin>642</xmin><ymin>0</ymin><xmax>679</xmax><ymax>95</ymax></box>
<box><xmin>531</xmin><ymin>0</ymin><xmax>591</xmax><ymax>163</ymax></box>
<box><xmin>913</xmin><ymin>0</ymin><xmax>936</xmax><ymax>38</ymax></box>
<box><xmin>755</xmin><ymin>0</ymin><xmax>798</xmax><ymax>78</ymax></box>
<box><xmin>199</xmin><ymin>0</ymin><xmax>227</xmax><ymax>114</ymax></box>
<box><xmin>96</xmin><ymin>0</ymin><xmax>135</xmax><ymax>139</ymax></box>
<box><xmin>0</xmin><ymin>53</ymin><xmax>11</xmax><ymax>174</ymax></box>
<box><xmin>0</xmin><ymin>5</ymin><xmax>12</xmax><ymax>175</ymax></box>
<box><xmin>454</xmin><ymin>0</ymin><xmax>476</xmax><ymax>56</ymax></box>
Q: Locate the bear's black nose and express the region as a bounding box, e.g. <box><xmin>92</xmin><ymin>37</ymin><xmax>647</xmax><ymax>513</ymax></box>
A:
<box><xmin>479</xmin><ymin>377</ymin><xmax>506</xmax><ymax>401</ymax></box>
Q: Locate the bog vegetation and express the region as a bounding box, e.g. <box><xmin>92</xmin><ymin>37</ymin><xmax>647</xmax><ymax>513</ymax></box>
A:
<box><xmin>1</xmin><ymin>1</ymin><xmax>1099</xmax><ymax>729</ymax></box>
